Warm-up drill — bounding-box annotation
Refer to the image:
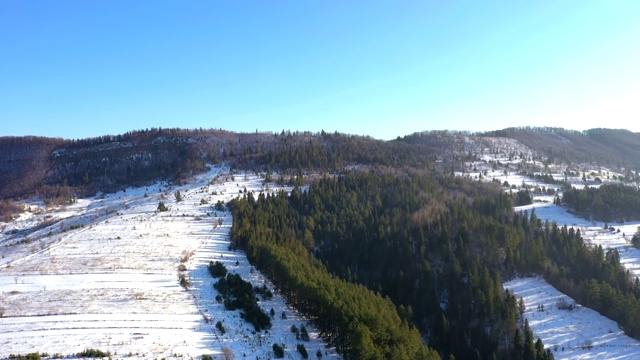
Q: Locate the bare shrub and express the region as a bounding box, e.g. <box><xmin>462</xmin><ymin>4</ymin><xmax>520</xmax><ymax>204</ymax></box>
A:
<box><xmin>203</xmin><ymin>313</ymin><xmax>212</xmax><ymax>324</ymax></box>
<box><xmin>180</xmin><ymin>250</ymin><xmax>195</xmax><ymax>263</ymax></box>
<box><xmin>556</xmin><ymin>298</ymin><xmax>575</xmax><ymax>311</ymax></box>
<box><xmin>581</xmin><ymin>339</ymin><xmax>593</xmax><ymax>350</ymax></box>
<box><xmin>222</xmin><ymin>346</ymin><xmax>235</xmax><ymax>360</ymax></box>
<box><xmin>134</xmin><ymin>291</ymin><xmax>147</xmax><ymax>301</ymax></box>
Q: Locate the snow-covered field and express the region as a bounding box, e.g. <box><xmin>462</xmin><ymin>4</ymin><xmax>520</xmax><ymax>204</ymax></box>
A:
<box><xmin>505</xmin><ymin>277</ymin><xmax>640</xmax><ymax>359</ymax></box>
<box><xmin>0</xmin><ymin>166</ymin><xmax>339</xmax><ymax>359</ymax></box>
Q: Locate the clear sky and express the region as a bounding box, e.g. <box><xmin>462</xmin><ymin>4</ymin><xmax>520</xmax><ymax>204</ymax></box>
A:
<box><xmin>2</xmin><ymin>1</ymin><xmax>639</xmax><ymax>140</ymax></box>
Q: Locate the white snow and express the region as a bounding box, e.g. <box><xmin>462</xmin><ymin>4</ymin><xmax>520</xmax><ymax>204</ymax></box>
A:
<box><xmin>0</xmin><ymin>166</ymin><xmax>339</xmax><ymax>359</ymax></box>
<box><xmin>505</xmin><ymin>277</ymin><xmax>640</xmax><ymax>359</ymax></box>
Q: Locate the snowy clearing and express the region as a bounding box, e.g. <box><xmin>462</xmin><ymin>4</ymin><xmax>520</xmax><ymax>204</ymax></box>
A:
<box><xmin>505</xmin><ymin>277</ymin><xmax>640</xmax><ymax>360</ymax></box>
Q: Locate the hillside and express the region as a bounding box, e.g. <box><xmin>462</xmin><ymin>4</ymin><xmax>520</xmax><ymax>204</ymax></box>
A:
<box><xmin>0</xmin><ymin>129</ymin><xmax>434</xmax><ymax>202</ymax></box>
<box><xmin>3</xmin><ymin>126</ymin><xmax>640</xmax><ymax>359</ymax></box>
<box><xmin>0</xmin><ymin>167</ymin><xmax>340</xmax><ymax>359</ymax></box>
<box><xmin>487</xmin><ymin>127</ymin><xmax>640</xmax><ymax>171</ymax></box>
<box><xmin>3</xmin><ymin>127</ymin><xmax>639</xmax><ymax>205</ymax></box>
<box><xmin>398</xmin><ymin>127</ymin><xmax>640</xmax><ymax>173</ymax></box>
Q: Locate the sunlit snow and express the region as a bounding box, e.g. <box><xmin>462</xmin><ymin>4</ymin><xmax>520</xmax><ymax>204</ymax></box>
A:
<box><xmin>0</xmin><ymin>166</ymin><xmax>339</xmax><ymax>359</ymax></box>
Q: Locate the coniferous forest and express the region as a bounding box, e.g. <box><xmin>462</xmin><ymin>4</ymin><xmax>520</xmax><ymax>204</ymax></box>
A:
<box><xmin>561</xmin><ymin>183</ymin><xmax>640</xmax><ymax>222</ymax></box>
<box><xmin>230</xmin><ymin>169</ymin><xmax>523</xmax><ymax>358</ymax></box>
<box><xmin>227</xmin><ymin>167</ymin><xmax>640</xmax><ymax>359</ymax></box>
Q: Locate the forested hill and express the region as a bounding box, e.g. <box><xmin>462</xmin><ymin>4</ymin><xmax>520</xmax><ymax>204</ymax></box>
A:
<box><xmin>4</xmin><ymin>126</ymin><xmax>640</xmax><ymax>223</ymax></box>
<box><xmin>561</xmin><ymin>183</ymin><xmax>640</xmax><ymax>222</ymax></box>
<box><xmin>2</xmin><ymin>126</ymin><xmax>640</xmax><ymax>205</ymax></box>
<box><xmin>0</xmin><ymin>129</ymin><xmax>435</xmax><ymax>201</ymax></box>
<box><xmin>486</xmin><ymin>127</ymin><xmax>640</xmax><ymax>170</ymax></box>
<box><xmin>4</xmin><ymin>126</ymin><xmax>640</xmax><ymax>359</ymax></box>
<box><xmin>229</xmin><ymin>169</ymin><xmax>572</xmax><ymax>359</ymax></box>
<box><xmin>229</xmin><ymin>167</ymin><xmax>640</xmax><ymax>359</ymax></box>
<box><xmin>399</xmin><ymin>127</ymin><xmax>640</xmax><ymax>172</ymax></box>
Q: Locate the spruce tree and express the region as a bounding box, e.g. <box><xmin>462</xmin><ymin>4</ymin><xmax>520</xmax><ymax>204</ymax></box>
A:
<box><xmin>523</xmin><ymin>320</ymin><xmax>536</xmax><ymax>360</ymax></box>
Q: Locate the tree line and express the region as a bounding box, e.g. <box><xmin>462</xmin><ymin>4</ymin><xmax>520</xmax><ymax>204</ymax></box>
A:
<box><xmin>561</xmin><ymin>183</ymin><xmax>640</xmax><ymax>222</ymax></box>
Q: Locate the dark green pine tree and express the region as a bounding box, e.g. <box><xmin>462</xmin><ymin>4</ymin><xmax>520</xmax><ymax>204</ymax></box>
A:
<box><xmin>534</xmin><ymin>338</ymin><xmax>545</xmax><ymax>360</ymax></box>
<box><xmin>512</xmin><ymin>328</ymin><xmax>524</xmax><ymax>360</ymax></box>
<box><xmin>523</xmin><ymin>319</ymin><xmax>536</xmax><ymax>360</ymax></box>
<box><xmin>545</xmin><ymin>349</ymin><xmax>555</xmax><ymax>360</ymax></box>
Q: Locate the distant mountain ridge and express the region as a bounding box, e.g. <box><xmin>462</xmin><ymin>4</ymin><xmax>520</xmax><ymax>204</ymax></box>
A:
<box><xmin>1</xmin><ymin>126</ymin><xmax>639</xmax><ymax>202</ymax></box>
<box><xmin>399</xmin><ymin>127</ymin><xmax>640</xmax><ymax>172</ymax></box>
<box><xmin>0</xmin><ymin>128</ymin><xmax>257</xmax><ymax>200</ymax></box>
<box><xmin>486</xmin><ymin>127</ymin><xmax>640</xmax><ymax>170</ymax></box>
<box><xmin>0</xmin><ymin>128</ymin><xmax>429</xmax><ymax>201</ymax></box>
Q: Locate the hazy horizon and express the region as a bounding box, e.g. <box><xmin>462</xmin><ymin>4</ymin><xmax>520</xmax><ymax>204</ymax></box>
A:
<box><xmin>4</xmin><ymin>125</ymin><xmax>640</xmax><ymax>143</ymax></box>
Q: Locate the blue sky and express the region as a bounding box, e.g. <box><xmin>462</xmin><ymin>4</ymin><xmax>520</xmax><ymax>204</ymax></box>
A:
<box><xmin>2</xmin><ymin>1</ymin><xmax>639</xmax><ymax>140</ymax></box>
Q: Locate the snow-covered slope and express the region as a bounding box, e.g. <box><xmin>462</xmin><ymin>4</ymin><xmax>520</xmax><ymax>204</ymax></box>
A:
<box><xmin>0</xmin><ymin>166</ymin><xmax>339</xmax><ymax>359</ymax></box>
<box><xmin>505</xmin><ymin>277</ymin><xmax>640</xmax><ymax>359</ymax></box>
